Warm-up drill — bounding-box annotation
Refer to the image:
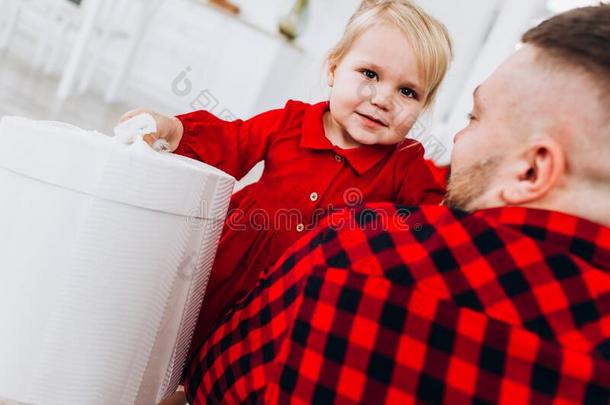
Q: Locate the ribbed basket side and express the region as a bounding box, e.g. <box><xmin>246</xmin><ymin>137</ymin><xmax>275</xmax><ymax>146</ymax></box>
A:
<box><xmin>158</xmin><ymin>175</ymin><xmax>235</xmax><ymax>399</ymax></box>
<box><xmin>28</xmin><ymin>200</ymin><xmax>186</xmax><ymax>405</ymax></box>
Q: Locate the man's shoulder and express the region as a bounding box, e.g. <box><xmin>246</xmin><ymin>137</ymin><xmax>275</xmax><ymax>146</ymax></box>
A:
<box><xmin>308</xmin><ymin>204</ymin><xmax>552</xmax><ymax>275</ymax></box>
<box><xmin>316</xmin><ymin>203</ymin><xmax>472</xmax><ymax>237</ymax></box>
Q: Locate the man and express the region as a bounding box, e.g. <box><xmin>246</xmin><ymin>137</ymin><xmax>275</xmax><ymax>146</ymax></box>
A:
<box><xmin>180</xmin><ymin>5</ymin><xmax>610</xmax><ymax>404</ymax></box>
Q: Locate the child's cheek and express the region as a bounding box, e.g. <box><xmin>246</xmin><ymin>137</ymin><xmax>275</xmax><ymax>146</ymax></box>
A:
<box><xmin>397</xmin><ymin>105</ymin><xmax>421</xmax><ymax>130</ymax></box>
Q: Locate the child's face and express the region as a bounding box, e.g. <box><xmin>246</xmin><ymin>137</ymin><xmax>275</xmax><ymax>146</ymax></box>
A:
<box><xmin>326</xmin><ymin>23</ymin><xmax>425</xmax><ymax>148</ymax></box>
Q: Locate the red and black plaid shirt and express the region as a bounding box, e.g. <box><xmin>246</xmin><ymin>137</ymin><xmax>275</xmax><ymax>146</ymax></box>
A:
<box><xmin>183</xmin><ymin>204</ymin><xmax>610</xmax><ymax>404</ymax></box>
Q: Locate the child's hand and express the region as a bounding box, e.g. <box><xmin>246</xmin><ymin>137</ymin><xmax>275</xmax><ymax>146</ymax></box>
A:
<box><xmin>118</xmin><ymin>108</ymin><xmax>184</xmax><ymax>152</ymax></box>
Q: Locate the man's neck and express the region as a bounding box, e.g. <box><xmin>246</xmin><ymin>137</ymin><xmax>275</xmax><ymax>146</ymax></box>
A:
<box><xmin>525</xmin><ymin>188</ymin><xmax>610</xmax><ymax>228</ymax></box>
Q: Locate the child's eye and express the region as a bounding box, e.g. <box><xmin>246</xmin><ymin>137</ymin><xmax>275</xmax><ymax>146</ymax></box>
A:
<box><xmin>400</xmin><ymin>87</ymin><xmax>417</xmax><ymax>99</ymax></box>
<box><xmin>466</xmin><ymin>112</ymin><xmax>476</xmax><ymax>121</ymax></box>
<box><xmin>362</xmin><ymin>69</ymin><xmax>377</xmax><ymax>80</ymax></box>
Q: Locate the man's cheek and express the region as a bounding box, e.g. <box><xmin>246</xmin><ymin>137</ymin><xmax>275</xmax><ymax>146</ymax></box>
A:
<box><xmin>450</xmin><ymin>143</ymin><xmax>470</xmax><ymax>171</ymax></box>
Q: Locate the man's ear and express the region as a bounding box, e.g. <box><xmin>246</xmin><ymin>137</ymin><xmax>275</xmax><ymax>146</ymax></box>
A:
<box><xmin>501</xmin><ymin>140</ymin><xmax>565</xmax><ymax>205</ymax></box>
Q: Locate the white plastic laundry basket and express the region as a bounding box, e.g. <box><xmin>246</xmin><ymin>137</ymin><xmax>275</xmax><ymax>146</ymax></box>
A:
<box><xmin>0</xmin><ymin>117</ymin><xmax>235</xmax><ymax>405</ymax></box>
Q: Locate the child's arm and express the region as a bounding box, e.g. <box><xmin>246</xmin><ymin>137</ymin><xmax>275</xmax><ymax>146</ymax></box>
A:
<box><xmin>118</xmin><ymin>105</ymin><xmax>289</xmax><ymax>180</ymax></box>
<box><xmin>395</xmin><ymin>143</ymin><xmax>446</xmax><ymax>205</ymax></box>
<box><xmin>173</xmin><ymin>107</ymin><xmax>287</xmax><ymax>180</ymax></box>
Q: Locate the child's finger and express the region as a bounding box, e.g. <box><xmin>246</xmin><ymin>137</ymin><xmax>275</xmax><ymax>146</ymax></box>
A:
<box><xmin>118</xmin><ymin>111</ymin><xmax>139</xmax><ymax>124</ymax></box>
<box><xmin>118</xmin><ymin>108</ymin><xmax>150</xmax><ymax>124</ymax></box>
<box><xmin>143</xmin><ymin>133</ymin><xmax>157</xmax><ymax>146</ymax></box>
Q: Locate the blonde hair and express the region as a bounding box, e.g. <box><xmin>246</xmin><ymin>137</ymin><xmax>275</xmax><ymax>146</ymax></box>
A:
<box><xmin>327</xmin><ymin>0</ymin><xmax>453</xmax><ymax>107</ymax></box>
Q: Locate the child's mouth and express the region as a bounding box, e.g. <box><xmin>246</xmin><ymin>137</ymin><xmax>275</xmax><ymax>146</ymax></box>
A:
<box><xmin>356</xmin><ymin>112</ymin><xmax>387</xmax><ymax>127</ymax></box>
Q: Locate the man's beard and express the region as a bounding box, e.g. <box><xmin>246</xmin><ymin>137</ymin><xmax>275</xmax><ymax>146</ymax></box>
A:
<box><xmin>444</xmin><ymin>157</ymin><xmax>501</xmax><ymax>212</ymax></box>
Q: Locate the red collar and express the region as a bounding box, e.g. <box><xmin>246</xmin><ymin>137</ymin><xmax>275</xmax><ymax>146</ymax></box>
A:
<box><xmin>300</xmin><ymin>101</ymin><xmax>394</xmax><ymax>175</ymax></box>
<box><xmin>475</xmin><ymin>206</ymin><xmax>610</xmax><ymax>269</ymax></box>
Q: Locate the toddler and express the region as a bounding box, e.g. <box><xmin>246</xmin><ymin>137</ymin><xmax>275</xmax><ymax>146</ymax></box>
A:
<box><xmin>120</xmin><ymin>0</ymin><xmax>452</xmax><ymax>368</ymax></box>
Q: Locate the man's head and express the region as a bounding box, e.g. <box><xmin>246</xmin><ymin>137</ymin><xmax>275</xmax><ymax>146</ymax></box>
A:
<box><xmin>446</xmin><ymin>5</ymin><xmax>610</xmax><ymax>225</ymax></box>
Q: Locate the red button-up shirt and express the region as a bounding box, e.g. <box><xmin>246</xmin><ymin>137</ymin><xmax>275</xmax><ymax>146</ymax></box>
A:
<box><xmin>174</xmin><ymin>100</ymin><xmax>444</xmax><ymax>356</ymax></box>
<box><xmin>183</xmin><ymin>204</ymin><xmax>610</xmax><ymax>404</ymax></box>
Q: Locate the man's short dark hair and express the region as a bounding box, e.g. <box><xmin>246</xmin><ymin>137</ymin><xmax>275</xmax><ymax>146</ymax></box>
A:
<box><xmin>522</xmin><ymin>4</ymin><xmax>610</xmax><ymax>99</ymax></box>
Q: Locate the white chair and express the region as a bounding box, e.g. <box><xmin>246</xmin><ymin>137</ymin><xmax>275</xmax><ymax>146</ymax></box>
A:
<box><xmin>0</xmin><ymin>0</ymin><xmax>79</xmax><ymax>62</ymax></box>
<box><xmin>56</xmin><ymin>0</ymin><xmax>166</xmax><ymax>102</ymax></box>
<box><xmin>0</xmin><ymin>0</ymin><xmax>165</xmax><ymax>103</ymax></box>
<box><xmin>0</xmin><ymin>0</ymin><xmax>19</xmax><ymax>51</ymax></box>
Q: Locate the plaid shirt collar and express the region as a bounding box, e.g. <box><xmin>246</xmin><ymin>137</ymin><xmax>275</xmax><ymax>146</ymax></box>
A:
<box><xmin>300</xmin><ymin>101</ymin><xmax>395</xmax><ymax>175</ymax></box>
<box><xmin>475</xmin><ymin>207</ymin><xmax>610</xmax><ymax>270</ymax></box>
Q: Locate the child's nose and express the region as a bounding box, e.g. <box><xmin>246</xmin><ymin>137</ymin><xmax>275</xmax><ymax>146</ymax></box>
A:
<box><xmin>370</xmin><ymin>85</ymin><xmax>393</xmax><ymax>110</ymax></box>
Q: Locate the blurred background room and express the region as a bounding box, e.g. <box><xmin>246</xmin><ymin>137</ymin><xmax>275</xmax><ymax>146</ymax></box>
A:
<box><xmin>0</xmin><ymin>0</ymin><xmax>604</xmax><ymax>187</ymax></box>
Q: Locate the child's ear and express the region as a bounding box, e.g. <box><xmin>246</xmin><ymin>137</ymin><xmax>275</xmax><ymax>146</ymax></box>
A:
<box><xmin>327</xmin><ymin>56</ymin><xmax>337</xmax><ymax>87</ymax></box>
<box><xmin>328</xmin><ymin>71</ymin><xmax>335</xmax><ymax>87</ymax></box>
